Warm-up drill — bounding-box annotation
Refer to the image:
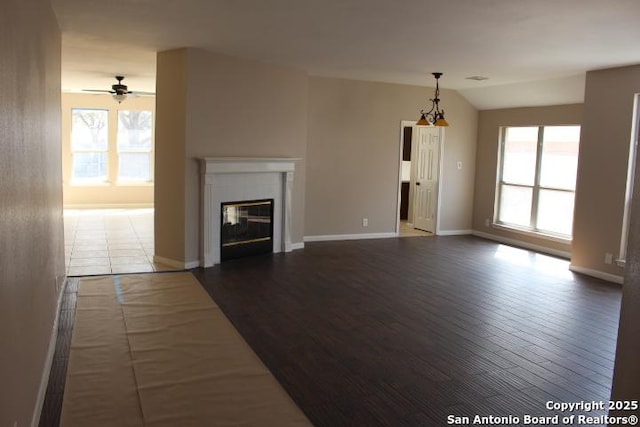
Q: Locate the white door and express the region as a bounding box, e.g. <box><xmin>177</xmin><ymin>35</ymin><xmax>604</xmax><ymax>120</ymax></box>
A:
<box><xmin>412</xmin><ymin>127</ymin><xmax>440</xmax><ymax>233</ymax></box>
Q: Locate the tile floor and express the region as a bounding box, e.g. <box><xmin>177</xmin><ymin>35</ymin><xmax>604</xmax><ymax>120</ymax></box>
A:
<box><xmin>64</xmin><ymin>208</ymin><xmax>177</xmax><ymax>276</ymax></box>
<box><xmin>399</xmin><ymin>220</ymin><xmax>433</xmax><ymax>237</ymax></box>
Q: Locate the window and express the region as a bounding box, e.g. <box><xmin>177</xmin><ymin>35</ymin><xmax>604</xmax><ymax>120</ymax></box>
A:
<box><xmin>117</xmin><ymin>110</ymin><xmax>153</xmax><ymax>181</ymax></box>
<box><xmin>71</xmin><ymin>109</ymin><xmax>109</xmax><ymax>182</ymax></box>
<box><xmin>496</xmin><ymin>125</ymin><xmax>581</xmax><ymax>239</ymax></box>
<box><xmin>68</xmin><ymin>106</ymin><xmax>154</xmax><ymax>186</ymax></box>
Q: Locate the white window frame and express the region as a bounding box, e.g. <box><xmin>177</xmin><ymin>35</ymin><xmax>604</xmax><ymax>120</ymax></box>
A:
<box><xmin>494</xmin><ymin>125</ymin><xmax>580</xmax><ymax>240</ymax></box>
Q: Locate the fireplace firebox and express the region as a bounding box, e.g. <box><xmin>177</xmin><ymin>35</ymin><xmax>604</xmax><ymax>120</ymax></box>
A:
<box><xmin>220</xmin><ymin>199</ymin><xmax>274</xmax><ymax>261</ymax></box>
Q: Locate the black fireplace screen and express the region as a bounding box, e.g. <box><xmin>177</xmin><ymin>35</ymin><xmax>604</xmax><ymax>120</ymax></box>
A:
<box><xmin>220</xmin><ymin>199</ymin><xmax>274</xmax><ymax>261</ymax></box>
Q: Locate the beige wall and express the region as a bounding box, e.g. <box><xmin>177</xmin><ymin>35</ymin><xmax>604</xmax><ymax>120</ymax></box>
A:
<box><xmin>572</xmin><ymin>65</ymin><xmax>640</xmax><ymax>279</ymax></box>
<box><xmin>305</xmin><ymin>77</ymin><xmax>478</xmax><ymax>236</ymax></box>
<box><xmin>62</xmin><ymin>93</ymin><xmax>155</xmax><ymax>207</ymax></box>
<box><xmin>472</xmin><ymin>104</ymin><xmax>583</xmax><ymax>255</ymax></box>
<box><xmin>0</xmin><ymin>1</ymin><xmax>64</xmax><ymax>425</ymax></box>
<box><xmin>155</xmin><ymin>49</ymin><xmax>188</xmax><ymax>264</ymax></box>
<box><xmin>155</xmin><ymin>48</ymin><xmax>308</xmax><ymax>265</ymax></box>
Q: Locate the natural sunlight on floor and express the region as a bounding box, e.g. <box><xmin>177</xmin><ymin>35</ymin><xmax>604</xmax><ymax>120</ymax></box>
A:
<box><xmin>64</xmin><ymin>208</ymin><xmax>178</xmax><ymax>276</ymax></box>
<box><xmin>494</xmin><ymin>244</ymin><xmax>574</xmax><ymax>280</ymax></box>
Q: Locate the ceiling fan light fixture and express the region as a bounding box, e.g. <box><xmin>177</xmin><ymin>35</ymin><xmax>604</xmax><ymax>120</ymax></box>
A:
<box><xmin>82</xmin><ymin>75</ymin><xmax>155</xmax><ymax>101</ymax></box>
<box><xmin>112</xmin><ymin>93</ymin><xmax>127</xmax><ymax>103</ymax></box>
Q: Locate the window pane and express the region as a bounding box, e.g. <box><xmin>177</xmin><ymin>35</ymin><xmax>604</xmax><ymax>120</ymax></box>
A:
<box><xmin>498</xmin><ymin>184</ymin><xmax>532</xmax><ymax>227</ymax></box>
<box><xmin>537</xmin><ymin>189</ymin><xmax>575</xmax><ymax>236</ymax></box>
<box><xmin>118</xmin><ymin>111</ymin><xmax>152</xmax><ymax>151</ymax></box>
<box><xmin>72</xmin><ymin>153</ymin><xmax>107</xmax><ymax>181</ymax></box>
<box><xmin>502</xmin><ymin>127</ymin><xmax>538</xmax><ymax>185</ymax></box>
<box><xmin>540</xmin><ymin>126</ymin><xmax>580</xmax><ymax>190</ymax></box>
<box><xmin>119</xmin><ymin>153</ymin><xmax>151</xmax><ymax>181</ymax></box>
<box><xmin>71</xmin><ymin>109</ymin><xmax>108</xmax><ymax>151</ymax></box>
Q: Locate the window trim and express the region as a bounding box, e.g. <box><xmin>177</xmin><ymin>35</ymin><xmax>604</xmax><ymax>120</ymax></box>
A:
<box><xmin>494</xmin><ymin>125</ymin><xmax>579</xmax><ymax>241</ymax></box>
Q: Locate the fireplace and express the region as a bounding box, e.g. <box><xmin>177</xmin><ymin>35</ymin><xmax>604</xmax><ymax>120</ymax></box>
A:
<box><xmin>199</xmin><ymin>157</ymin><xmax>297</xmax><ymax>267</ymax></box>
<box><xmin>221</xmin><ymin>199</ymin><xmax>274</xmax><ymax>261</ymax></box>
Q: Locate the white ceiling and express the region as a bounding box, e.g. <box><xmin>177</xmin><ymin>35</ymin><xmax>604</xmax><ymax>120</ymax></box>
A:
<box><xmin>52</xmin><ymin>0</ymin><xmax>640</xmax><ymax>110</ymax></box>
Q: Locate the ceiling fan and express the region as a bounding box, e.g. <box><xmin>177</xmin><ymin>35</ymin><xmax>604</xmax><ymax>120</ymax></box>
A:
<box><xmin>82</xmin><ymin>75</ymin><xmax>155</xmax><ymax>103</ymax></box>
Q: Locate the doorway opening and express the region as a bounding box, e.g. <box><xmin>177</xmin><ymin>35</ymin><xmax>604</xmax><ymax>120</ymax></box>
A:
<box><xmin>396</xmin><ymin>121</ymin><xmax>442</xmax><ymax>237</ymax></box>
<box><xmin>61</xmin><ymin>93</ymin><xmax>173</xmax><ymax>275</ymax></box>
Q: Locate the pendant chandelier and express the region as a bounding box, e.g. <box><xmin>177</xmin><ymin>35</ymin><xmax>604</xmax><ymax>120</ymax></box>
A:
<box><xmin>417</xmin><ymin>72</ymin><xmax>449</xmax><ymax>127</ymax></box>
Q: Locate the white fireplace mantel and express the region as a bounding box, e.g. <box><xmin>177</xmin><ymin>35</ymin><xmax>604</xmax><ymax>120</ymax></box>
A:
<box><xmin>199</xmin><ymin>157</ymin><xmax>298</xmax><ymax>267</ymax></box>
<box><xmin>200</xmin><ymin>157</ymin><xmax>297</xmax><ymax>175</ymax></box>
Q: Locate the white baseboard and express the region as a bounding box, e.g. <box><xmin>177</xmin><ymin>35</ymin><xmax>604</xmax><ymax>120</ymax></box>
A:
<box><xmin>304</xmin><ymin>232</ymin><xmax>398</xmax><ymax>242</ymax></box>
<box><xmin>185</xmin><ymin>260</ymin><xmax>200</xmax><ymax>269</ymax></box>
<box><xmin>437</xmin><ymin>229</ymin><xmax>472</xmax><ymax>236</ymax></box>
<box><xmin>569</xmin><ymin>264</ymin><xmax>624</xmax><ymax>284</ymax></box>
<box><xmin>472</xmin><ymin>230</ymin><xmax>572</xmax><ymax>259</ymax></box>
<box><xmin>32</xmin><ymin>275</ymin><xmax>67</xmax><ymax>427</ymax></box>
<box><xmin>291</xmin><ymin>242</ymin><xmax>305</xmax><ymax>250</ymax></box>
<box><xmin>153</xmin><ymin>255</ymin><xmax>199</xmax><ymax>270</ymax></box>
<box><xmin>63</xmin><ymin>203</ymin><xmax>154</xmax><ymax>209</ymax></box>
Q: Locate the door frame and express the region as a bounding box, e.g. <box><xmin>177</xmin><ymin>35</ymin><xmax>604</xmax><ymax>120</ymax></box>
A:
<box><xmin>396</xmin><ymin>120</ymin><xmax>444</xmax><ymax>235</ymax></box>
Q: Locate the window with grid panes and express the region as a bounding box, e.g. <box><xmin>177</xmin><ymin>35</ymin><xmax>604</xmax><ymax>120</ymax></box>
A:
<box><xmin>496</xmin><ymin>125</ymin><xmax>580</xmax><ymax>238</ymax></box>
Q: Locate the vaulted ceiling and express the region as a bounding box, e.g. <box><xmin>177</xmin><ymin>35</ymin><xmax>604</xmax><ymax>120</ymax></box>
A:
<box><xmin>52</xmin><ymin>0</ymin><xmax>640</xmax><ymax>110</ymax></box>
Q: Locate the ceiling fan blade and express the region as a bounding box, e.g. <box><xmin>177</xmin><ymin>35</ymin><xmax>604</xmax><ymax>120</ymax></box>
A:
<box><xmin>130</xmin><ymin>91</ymin><xmax>156</xmax><ymax>96</ymax></box>
<box><xmin>82</xmin><ymin>89</ymin><xmax>115</xmax><ymax>94</ymax></box>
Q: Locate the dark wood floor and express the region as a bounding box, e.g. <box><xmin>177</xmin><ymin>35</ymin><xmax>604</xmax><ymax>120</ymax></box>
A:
<box><xmin>40</xmin><ymin>236</ymin><xmax>622</xmax><ymax>426</ymax></box>
<box><xmin>193</xmin><ymin>236</ymin><xmax>621</xmax><ymax>426</ymax></box>
<box><xmin>39</xmin><ymin>277</ymin><xmax>78</xmax><ymax>427</ymax></box>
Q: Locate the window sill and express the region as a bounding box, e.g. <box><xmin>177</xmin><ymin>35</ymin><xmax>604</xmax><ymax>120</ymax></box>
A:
<box><xmin>68</xmin><ymin>181</ymin><xmax>154</xmax><ymax>187</ymax></box>
<box><xmin>116</xmin><ymin>181</ymin><xmax>154</xmax><ymax>187</ymax></box>
<box><xmin>69</xmin><ymin>181</ymin><xmax>110</xmax><ymax>187</ymax></box>
<box><xmin>491</xmin><ymin>223</ymin><xmax>572</xmax><ymax>245</ymax></box>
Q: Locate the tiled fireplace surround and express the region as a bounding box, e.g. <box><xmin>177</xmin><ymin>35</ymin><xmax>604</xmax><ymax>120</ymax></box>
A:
<box><xmin>199</xmin><ymin>157</ymin><xmax>297</xmax><ymax>267</ymax></box>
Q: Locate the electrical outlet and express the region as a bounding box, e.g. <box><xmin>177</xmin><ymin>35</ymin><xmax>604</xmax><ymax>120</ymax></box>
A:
<box><xmin>362</xmin><ymin>218</ymin><xmax>368</xmax><ymax>227</ymax></box>
<box><xmin>457</xmin><ymin>161</ymin><xmax>462</xmax><ymax>170</ymax></box>
<box><xmin>604</xmin><ymin>253</ymin><xmax>613</xmax><ymax>265</ymax></box>
<box><xmin>484</xmin><ymin>218</ymin><xmax>490</xmax><ymax>227</ymax></box>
